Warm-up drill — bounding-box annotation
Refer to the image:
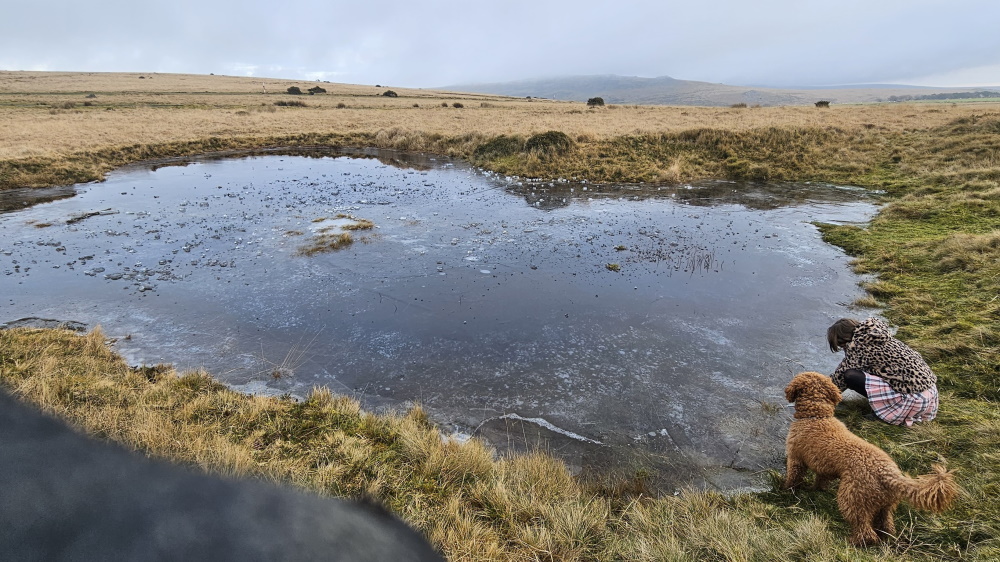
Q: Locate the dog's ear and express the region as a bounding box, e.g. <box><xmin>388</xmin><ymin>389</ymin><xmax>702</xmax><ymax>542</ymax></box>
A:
<box><xmin>785</xmin><ymin>376</ymin><xmax>803</xmax><ymax>403</ymax></box>
<box><xmin>823</xmin><ymin>377</ymin><xmax>843</xmax><ymax>405</ymax></box>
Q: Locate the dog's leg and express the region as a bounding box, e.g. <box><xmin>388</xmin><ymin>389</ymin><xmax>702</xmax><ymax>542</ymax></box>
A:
<box><xmin>847</xmin><ymin>526</ymin><xmax>879</xmax><ymax>547</ymax></box>
<box><xmin>783</xmin><ymin>457</ymin><xmax>807</xmax><ymax>489</ymax></box>
<box><xmin>839</xmin><ymin>482</ymin><xmax>880</xmax><ymax>546</ymax></box>
<box><xmin>812</xmin><ymin>473</ymin><xmax>833</xmax><ymax>491</ymax></box>
<box><xmin>844</xmin><ymin>509</ymin><xmax>880</xmax><ymax>546</ymax></box>
<box><xmin>873</xmin><ymin>503</ymin><xmax>897</xmax><ymax>538</ymax></box>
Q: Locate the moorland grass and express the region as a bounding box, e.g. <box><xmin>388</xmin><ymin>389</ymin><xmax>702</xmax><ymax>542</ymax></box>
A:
<box><xmin>2</xmin><ymin>71</ymin><xmax>999</xmax><ymax>560</ymax></box>
<box><xmin>4</xmin><ymin>72</ymin><xmax>997</xmax><ymax>183</ymax></box>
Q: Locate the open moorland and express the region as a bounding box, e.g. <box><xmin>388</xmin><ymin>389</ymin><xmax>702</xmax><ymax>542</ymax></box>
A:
<box><xmin>445</xmin><ymin>74</ymin><xmax>1000</xmax><ymax>107</ymax></box>
<box><xmin>1</xmin><ymin>71</ymin><xmax>999</xmax><ymax>560</ymax></box>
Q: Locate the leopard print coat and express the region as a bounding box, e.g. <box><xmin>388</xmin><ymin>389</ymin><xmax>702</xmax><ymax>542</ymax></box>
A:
<box><xmin>831</xmin><ymin>317</ymin><xmax>936</xmax><ymax>394</ymax></box>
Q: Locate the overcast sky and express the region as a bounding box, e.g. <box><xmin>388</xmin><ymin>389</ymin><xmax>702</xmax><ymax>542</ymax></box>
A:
<box><xmin>3</xmin><ymin>0</ymin><xmax>999</xmax><ymax>89</ymax></box>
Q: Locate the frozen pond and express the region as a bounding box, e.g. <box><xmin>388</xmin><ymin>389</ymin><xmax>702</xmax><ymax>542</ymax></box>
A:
<box><xmin>0</xmin><ymin>149</ymin><xmax>878</xmax><ymax>491</ymax></box>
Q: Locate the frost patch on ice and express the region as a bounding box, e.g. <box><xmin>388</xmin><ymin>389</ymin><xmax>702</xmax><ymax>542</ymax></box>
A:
<box><xmin>679</xmin><ymin>322</ymin><xmax>732</xmax><ymax>347</ymax></box>
<box><xmin>308</xmin><ymin>217</ymin><xmax>356</xmax><ymax>233</ymax></box>
<box><xmin>496</xmin><ymin>413</ymin><xmax>604</xmax><ymax>445</ymax></box>
<box><xmin>443</xmin><ymin>431</ymin><xmax>473</xmax><ymax>444</ymax></box>
<box><xmin>228</xmin><ymin>380</ymin><xmax>303</xmax><ymax>400</ymax></box>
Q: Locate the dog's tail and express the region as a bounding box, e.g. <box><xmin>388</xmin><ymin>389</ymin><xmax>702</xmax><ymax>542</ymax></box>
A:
<box><xmin>888</xmin><ymin>464</ymin><xmax>959</xmax><ymax>513</ymax></box>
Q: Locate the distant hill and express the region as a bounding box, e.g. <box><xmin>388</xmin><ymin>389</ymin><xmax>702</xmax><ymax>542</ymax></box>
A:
<box><xmin>445</xmin><ymin>75</ymin><xmax>1000</xmax><ymax>107</ymax></box>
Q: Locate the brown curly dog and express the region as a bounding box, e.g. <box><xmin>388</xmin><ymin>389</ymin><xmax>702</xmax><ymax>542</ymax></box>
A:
<box><xmin>783</xmin><ymin>371</ymin><xmax>958</xmax><ymax>545</ymax></box>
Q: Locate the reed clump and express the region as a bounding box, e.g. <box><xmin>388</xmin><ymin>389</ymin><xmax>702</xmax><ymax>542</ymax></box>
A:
<box><xmin>295</xmin><ymin>215</ymin><xmax>375</xmax><ymax>256</ymax></box>
<box><xmin>297</xmin><ymin>232</ymin><xmax>354</xmax><ymax>255</ymax></box>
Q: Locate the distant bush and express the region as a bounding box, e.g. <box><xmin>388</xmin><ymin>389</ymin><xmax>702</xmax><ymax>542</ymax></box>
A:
<box><xmin>452</xmin><ymin>102</ymin><xmax>464</xmax><ymax>108</ymax></box>
<box><xmin>731</xmin><ymin>102</ymin><xmax>748</xmax><ymax>108</ymax></box>
<box><xmin>525</xmin><ymin>131</ymin><xmax>574</xmax><ymax>157</ymax></box>
<box><xmin>441</xmin><ymin>102</ymin><xmax>449</xmax><ymax>107</ymax></box>
<box><xmin>888</xmin><ymin>90</ymin><xmax>1000</xmax><ymax>102</ymax></box>
<box><xmin>336</xmin><ymin>102</ymin><xmax>347</xmax><ymax>109</ymax></box>
<box><xmin>61</xmin><ymin>101</ymin><xmax>77</xmax><ymax>109</ymax></box>
<box><xmin>587</xmin><ymin>97</ymin><xmax>605</xmax><ymax>107</ymax></box>
<box><xmin>413</xmin><ymin>103</ymin><xmax>420</xmax><ymax>108</ymax></box>
<box><xmin>85</xmin><ymin>93</ymin><xmax>96</xmax><ymax>99</ymax></box>
<box><xmin>382</xmin><ymin>90</ymin><xmax>398</xmax><ymax>97</ymax></box>
<box><xmin>815</xmin><ymin>100</ymin><xmax>831</xmax><ymax>108</ymax></box>
<box><xmin>286</xmin><ymin>86</ymin><xmax>303</xmax><ymax>95</ymax></box>
<box><xmin>274</xmin><ymin>100</ymin><xmax>307</xmax><ymax>107</ymax></box>
<box><xmin>83</xmin><ymin>101</ymin><xmax>93</xmax><ymax>107</ymax></box>
<box><xmin>307</xmin><ymin>86</ymin><xmax>326</xmax><ymax>94</ymax></box>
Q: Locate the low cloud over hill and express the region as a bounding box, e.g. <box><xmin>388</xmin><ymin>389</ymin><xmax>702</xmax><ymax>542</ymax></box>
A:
<box><xmin>446</xmin><ymin>75</ymin><xmax>1000</xmax><ymax>106</ymax></box>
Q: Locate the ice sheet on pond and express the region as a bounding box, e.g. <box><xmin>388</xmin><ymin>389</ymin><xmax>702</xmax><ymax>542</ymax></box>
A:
<box><xmin>0</xmin><ymin>148</ymin><xmax>879</xmax><ymax>491</ymax></box>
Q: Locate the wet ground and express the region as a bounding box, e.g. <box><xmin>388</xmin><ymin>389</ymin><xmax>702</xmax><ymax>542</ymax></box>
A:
<box><xmin>0</xmin><ymin>148</ymin><xmax>878</xmax><ymax>492</ymax></box>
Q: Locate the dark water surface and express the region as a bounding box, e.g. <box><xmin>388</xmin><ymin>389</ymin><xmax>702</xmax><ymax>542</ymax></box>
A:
<box><xmin>0</xmin><ymin>149</ymin><xmax>878</xmax><ymax>491</ymax></box>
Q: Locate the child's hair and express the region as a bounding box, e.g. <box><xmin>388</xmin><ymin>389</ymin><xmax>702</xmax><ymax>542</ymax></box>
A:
<box><xmin>827</xmin><ymin>318</ymin><xmax>860</xmax><ymax>352</ymax></box>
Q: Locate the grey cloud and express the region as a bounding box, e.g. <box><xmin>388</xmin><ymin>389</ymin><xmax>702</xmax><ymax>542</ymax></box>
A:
<box><xmin>1</xmin><ymin>0</ymin><xmax>998</xmax><ymax>88</ymax></box>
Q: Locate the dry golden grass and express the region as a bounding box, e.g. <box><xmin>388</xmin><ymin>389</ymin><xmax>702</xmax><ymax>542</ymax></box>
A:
<box><xmin>5</xmin><ymin>326</ymin><xmax>959</xmax><ymax>561</ymax></box>
<box><xmin>3</xmin><ymin>71</ymin><xmax>997</xmax><ymax>163</ymax></box>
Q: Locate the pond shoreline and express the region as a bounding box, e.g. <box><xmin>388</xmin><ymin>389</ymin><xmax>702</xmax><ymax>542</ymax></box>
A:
<box><xmin>1</xmin><ymin>148</ymin><xmax>880</xmax><ymax>496</ymax></box>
